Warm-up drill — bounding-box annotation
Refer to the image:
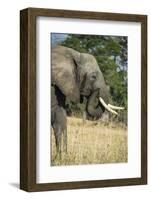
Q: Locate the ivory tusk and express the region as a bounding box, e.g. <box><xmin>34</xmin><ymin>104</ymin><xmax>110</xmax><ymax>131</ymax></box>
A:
<box><xmin>108</xmin><ymin>104</ymin><xmax>124</xmax><ymax>110</ymax></box>
<box><xmin>99</xmin><ymin>97</ymin><xmax>118</xmax><ymax>115</ymax></box>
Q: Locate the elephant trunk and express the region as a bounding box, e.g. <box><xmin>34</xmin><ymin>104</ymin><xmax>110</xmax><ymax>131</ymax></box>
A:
<box><xmin>86</xmin><ymin>90</ymin><xmax>104</xmax><ymax>119</ymax></box>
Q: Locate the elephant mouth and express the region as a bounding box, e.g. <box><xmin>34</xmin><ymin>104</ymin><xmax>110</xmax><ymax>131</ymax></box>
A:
<box><xmin>86</xmin><ymin>90</ymin><xmax>124</xmax><ymax>118</ymax></box>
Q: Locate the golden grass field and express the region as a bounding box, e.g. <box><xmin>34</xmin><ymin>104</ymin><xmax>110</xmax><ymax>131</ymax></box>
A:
<box><xmin>51</xmin><ymin>117</ymin><xmax>127</xmax><ymax>166</ymax></box>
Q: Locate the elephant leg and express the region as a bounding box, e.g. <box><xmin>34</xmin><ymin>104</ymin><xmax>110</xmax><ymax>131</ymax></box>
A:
<box><xmin>59</xmin><ymin>107</ymin><xmax>67</xmax><ymax>153</ymax></box>
<box><xmin>63</xmin><ymin>128</ymin><xmax>67</xmax><ymax>153</ymax></box>
<box><xmin>54</xmin><ymin>128</ymin><xmax>62</xmax><ymax>159</ymax></box>
<box><xmin>82</xmin><ymin>111</ymin><xmax>87</xmax><ymax>125</ymax></box>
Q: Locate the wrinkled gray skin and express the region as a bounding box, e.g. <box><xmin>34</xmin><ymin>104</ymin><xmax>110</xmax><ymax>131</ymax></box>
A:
<box><xmin>51</xmin><ymin>45</ymin><xmax>110</xmax><ymax>155</ymax></box>
<box><xmin>51</xmin><ymin>85</ymin><xmax>67</xmax><ymax>157</ymax></box>
<box><xmin>86</xmin><ymin>89</ymin><xmax>105</xmax><ymax>119</ymax></box>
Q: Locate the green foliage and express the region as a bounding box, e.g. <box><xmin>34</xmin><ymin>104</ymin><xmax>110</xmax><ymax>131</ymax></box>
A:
<box><xmin>61</xmin><ymin>34</ymin><xmax>127</xmax><ymax>123</ymax></box>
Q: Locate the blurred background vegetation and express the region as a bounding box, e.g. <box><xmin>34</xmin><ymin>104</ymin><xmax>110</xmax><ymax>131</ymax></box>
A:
<box><xmin>51</xmin><ymin>33</ymin><xmax>128</xmax><ymax>124</ymax></box>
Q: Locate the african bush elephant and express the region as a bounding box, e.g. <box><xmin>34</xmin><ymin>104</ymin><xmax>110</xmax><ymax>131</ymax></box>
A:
<box><xmin>51</xmin><ymin>45</ymin><xmax>124</xmax><ymax>156</ymax></box>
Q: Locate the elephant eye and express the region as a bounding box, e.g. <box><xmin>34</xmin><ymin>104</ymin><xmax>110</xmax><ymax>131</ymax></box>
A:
<box><xmin>90</xmin><ymin>74</ymin><xmax>97</xmax><ymax>81</ymax></box>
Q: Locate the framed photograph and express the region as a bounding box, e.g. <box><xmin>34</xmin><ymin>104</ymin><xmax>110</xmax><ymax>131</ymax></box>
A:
<box><xmin>20</xmin><ymin>8</ymin><xmax>147</xmax><ymax>191</ymax></box>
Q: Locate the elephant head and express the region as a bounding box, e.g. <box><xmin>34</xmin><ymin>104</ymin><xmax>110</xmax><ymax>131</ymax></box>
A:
<box><xmin>52</xmin><ymin>45</ymin><xmax>124</xmax><ymax>118</ymax></box>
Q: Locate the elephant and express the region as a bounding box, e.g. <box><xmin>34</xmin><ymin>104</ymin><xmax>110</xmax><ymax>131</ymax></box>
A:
<box><xmin>51</xmin><ymin>45</ymin><xmax>124</xmax><ymax>156</ymax></box>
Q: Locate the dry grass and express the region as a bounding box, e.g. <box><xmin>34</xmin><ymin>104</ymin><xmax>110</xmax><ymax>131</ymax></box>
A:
<box><xmin>51</xmin><ymin>117</ymin><xmax>127</xmax><ymax>166</ymax></box>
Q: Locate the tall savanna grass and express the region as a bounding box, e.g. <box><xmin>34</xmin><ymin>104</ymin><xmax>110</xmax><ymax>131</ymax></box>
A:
<box><xmin>51</xmin><ymin>117</ymin><xmax>127</xmax><ymax>166</ymax></box>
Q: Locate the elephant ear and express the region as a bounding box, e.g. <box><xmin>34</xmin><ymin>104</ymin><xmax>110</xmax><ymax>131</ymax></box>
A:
<box><xmin>51</xmin><ymin>46</ymin><xmax>81</xmax><ymax>103</ymax></box>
